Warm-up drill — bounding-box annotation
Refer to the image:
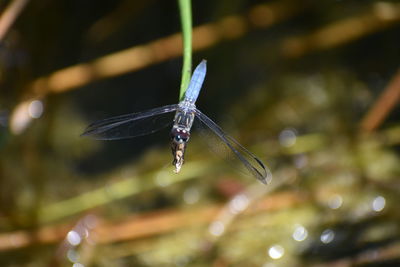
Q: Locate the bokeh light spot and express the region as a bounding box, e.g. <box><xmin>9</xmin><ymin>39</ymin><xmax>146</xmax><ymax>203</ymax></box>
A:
<box><xmin>320</xmin><ymin>229</ymin><xmax>335</xmax><ymax>244</ymax></box>
<box><xmin>67</xmin><ymin>249</ymin><xmax>79</xmax><ymax>263</ymax></box>
<box><xmin>372</xmin><ymin>196</ymin><xmax>385</xmax><ymax>212</ymax></box>
<box><xmin>229</xmin><ymin>194</ymin><xmax>249</xmax><ymax>214</ymax></box>
<box><xmin>28</xmin><ymin>100</ymin><xmax>44</xmax><ymax>119</ymax></box>
<box><xmin>183</xmin><ymin>187</ymin><xmax>200</xmax><ymax>204</ymax></box>
<box><xmin>293</xmin><ymin>225</ymin><xmax>308</xmax><ymax>242</ymax></box>
<box><xmin>67</xmin><ymin>230</ymin><xmax>81</xmax><ymax>246</ymax></box>
<box><xmin>268</xmin><ymin>245</ymin><xmax>285</xmax><ymax>259</ymax></box>
<box><xmin>328</xmin><ymin>194</ymin><xmax>343</xmax><ymax>209</ymax></box>
<box><xmin>279</xmin><ymin>128</ymin><xmax>297</xmax><ymax>147</ymax></box>
<box><xmin>209</xmin><ymin>221</ymin><xmax>225</xmax><ymax>236</ymax></box>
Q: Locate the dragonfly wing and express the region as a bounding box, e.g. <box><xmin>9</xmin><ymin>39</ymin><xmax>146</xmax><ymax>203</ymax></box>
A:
<box><xmin>194</xmin><ymin>109</ymin><xmax>272</xmax><ymax>184</ymax></box>
<box><xmin>82</xmin><ymin>104</ymin><xmax>178</xmax><ymax>140</ymax></box>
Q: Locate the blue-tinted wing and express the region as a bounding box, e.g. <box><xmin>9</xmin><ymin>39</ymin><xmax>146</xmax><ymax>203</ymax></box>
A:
<box><xmin>194</xmin><ymin>109</ymin><xmax>272</xmax><ymax>184</ymax></box>
<box><xmin>82</xmin><ymin>104</ymin><xmax>178</xmax><ymax>140</ymax></box>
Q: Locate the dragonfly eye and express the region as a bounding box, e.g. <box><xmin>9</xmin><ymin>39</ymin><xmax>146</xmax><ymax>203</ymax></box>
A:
<box><xmin>174</xmin><ymin>134</ymin><xmax>188</xmax><ymax>143</ymax></box>
<box><xmin>171</xmin><ymin>128</ymin><xmax>190</xmax><ymax>143</ymax></box>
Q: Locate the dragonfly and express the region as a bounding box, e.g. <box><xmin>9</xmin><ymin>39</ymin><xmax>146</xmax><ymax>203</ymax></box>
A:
<box><xmin>82</xmin><ymin>60</ymin><xmax>271</xmax><ymax>184</ymax></box>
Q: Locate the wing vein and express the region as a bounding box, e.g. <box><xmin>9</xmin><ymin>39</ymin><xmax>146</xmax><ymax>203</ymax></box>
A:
<box><xmin>194</xmin><ymin>109</ymin><xmax>271</xmax><ymax>184</ymax></box>
<box><xmin>82</xmin><ymin>104</ymin><xmax>178</xmax><ymax>140</ymax></box>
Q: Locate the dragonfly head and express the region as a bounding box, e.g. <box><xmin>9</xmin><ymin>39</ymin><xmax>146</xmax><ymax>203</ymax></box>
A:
<box><xmin>170</xmin><ymin>128</ymin><xmax>190</xmax><ymax>143</ymax></box>
<box><xmin>170</xmin><ymin>128</ymin><xmax>190</xmax><ymax>173</ymax></box>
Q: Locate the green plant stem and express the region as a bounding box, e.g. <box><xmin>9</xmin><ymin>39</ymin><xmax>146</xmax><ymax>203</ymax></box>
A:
<box><xmin>178</xmin><ymin>0</ymin><xmax>192</xmax><ymax>100</ymax></box>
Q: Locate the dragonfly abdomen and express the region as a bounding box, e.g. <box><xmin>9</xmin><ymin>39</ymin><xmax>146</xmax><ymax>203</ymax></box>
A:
<box><xmin>184</xmin><ymin>60</ymin><xmax>207</xmax><ymax>103</ymax></box>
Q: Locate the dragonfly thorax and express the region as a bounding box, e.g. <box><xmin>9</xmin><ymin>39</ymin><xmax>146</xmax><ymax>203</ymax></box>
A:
<box><xmin>174</xmin><ymin>101</ymin><xmax>196</xmax><ymax>132</ymax></box>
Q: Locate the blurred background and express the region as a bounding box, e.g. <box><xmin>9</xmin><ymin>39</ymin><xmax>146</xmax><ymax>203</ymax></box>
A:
<box><xmin>1</xmin><ymin>0</ymin><xmax>400</xmax><ymax>266</ymax></box>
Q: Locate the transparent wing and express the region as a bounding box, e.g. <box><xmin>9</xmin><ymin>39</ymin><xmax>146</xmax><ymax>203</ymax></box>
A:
<box><xmin>82</xmin><ymin>104</ymin><xmax>178</xmax><ymax>140</ymax></box>
<box><xmin>194</xmin><ymin>109</ymin><xmax>272</xmax><ymax>184</ymax></box>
